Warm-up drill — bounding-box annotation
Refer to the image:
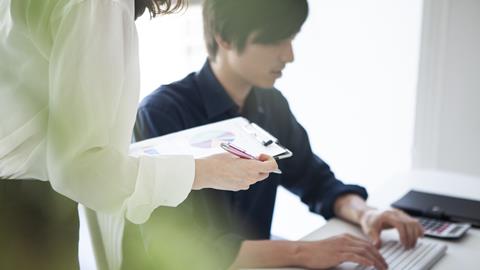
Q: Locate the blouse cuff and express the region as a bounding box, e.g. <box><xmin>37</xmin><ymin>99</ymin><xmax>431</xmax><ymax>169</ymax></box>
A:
<box><xmin>126</xmin><ymin>155</ymin><xmax>195</xmax><ymax>224</ymax></box>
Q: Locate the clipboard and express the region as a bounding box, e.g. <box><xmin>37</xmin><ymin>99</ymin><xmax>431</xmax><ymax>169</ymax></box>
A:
<box><xmin>129</xmin><ymin>117</ymin><xmax>293</xmax><ymax>160</ymax></box>
<box><xmin>240</xmin><ymin>121</ymin><xmax>292</xmax><ymax>160</ymax></box>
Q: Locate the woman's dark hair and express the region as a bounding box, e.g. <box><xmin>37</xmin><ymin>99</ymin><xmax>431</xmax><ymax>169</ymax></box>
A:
<box><xmin>135</xmin><ymin>0</ymin><xmax>186</xmax><ymax>20</ymax></box>
<box><xmin>203</xmin><ymin>0</ymin><xmax>309</xmax><ymax>60</ymax></box>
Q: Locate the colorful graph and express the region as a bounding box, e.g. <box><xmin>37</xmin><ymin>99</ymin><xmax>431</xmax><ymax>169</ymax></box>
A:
<box><xmin>142</xmin><ymin>147</ymin><xmax>159</xmax><ymax>155</ymax></box>
<box><xmin>189</xmin><ymin>130</ymin><xmax>235</xmax><ymax>148</ymax></box>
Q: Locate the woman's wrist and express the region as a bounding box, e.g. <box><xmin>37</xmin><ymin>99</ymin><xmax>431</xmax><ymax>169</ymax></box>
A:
<box><xmin>193</xmin><ymin>158</ymin><xmax>208</xmax><ymax>190</ymax></box>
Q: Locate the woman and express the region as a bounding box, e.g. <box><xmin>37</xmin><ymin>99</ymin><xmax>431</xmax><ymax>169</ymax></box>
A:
<box><xmin>0</xmin><ymin>0</ymin><xmax>278</xmax><ymax>269</ymax></box>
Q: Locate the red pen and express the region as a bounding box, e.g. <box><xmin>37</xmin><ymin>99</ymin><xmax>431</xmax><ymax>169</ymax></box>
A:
<box><xmin>220</xmin><ymin>142</ymin><xmax>282</xmax><ymax>174</ymax></box>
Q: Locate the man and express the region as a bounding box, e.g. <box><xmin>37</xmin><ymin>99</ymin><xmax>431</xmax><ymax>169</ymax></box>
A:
<box><xmin>133</xmin><ymin>0</ymin><xmax>424</xmax><ymax>269</ymax></box>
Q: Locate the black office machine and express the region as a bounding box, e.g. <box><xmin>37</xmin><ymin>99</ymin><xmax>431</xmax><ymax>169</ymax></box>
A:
<box><xmin>391</xmin><ymin>190</ymin><xmax>480</xmax><ymax>239</ymax></box>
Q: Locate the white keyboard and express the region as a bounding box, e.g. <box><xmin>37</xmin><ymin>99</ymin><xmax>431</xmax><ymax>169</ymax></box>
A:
<box><xmin>354</xmin><ymin>240</ymin><xmax>447</xmax><ymax>270</ymax></box>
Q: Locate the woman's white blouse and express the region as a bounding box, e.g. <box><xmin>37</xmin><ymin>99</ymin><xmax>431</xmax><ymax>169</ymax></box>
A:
<box><xmin>0</xmin><ymin>0</ymin><xmax>194</xmax><ymax>224</ymax></box>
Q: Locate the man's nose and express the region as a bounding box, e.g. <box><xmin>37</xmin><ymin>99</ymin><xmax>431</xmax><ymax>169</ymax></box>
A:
<box><xmin>280</xmin><ymin>41</ymin><xmax>294</xmax><ymax>63</ymax></box>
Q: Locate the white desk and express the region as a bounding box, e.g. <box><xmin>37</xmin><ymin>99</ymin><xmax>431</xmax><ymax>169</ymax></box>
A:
<box><xmin>248</xmin><ymin>170</ymin><xmax>480</xmax><ymax>270</ymax></box>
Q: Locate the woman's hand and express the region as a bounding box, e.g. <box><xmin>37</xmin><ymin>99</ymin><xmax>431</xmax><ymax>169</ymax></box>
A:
<box><xmin>192</xmin><ymin>153</ymin><xmax>278</xmax><ymax>191</ymax></box>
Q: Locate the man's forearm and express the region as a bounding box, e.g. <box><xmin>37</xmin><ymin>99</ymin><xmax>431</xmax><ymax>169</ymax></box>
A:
<box><xmin>230</xmin><ymin>240</ymin><xmax>303</xmax><ymax>269</ymax></box>
<box><xmin>333</xmin><ymin>193</ymin><xmax>376</xmax><ymax>225</ymax></box>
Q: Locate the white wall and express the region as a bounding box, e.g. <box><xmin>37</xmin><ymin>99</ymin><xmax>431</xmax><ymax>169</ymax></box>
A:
<box><xmin>276</xmin><ymin>0</ymin><xmax>422</xmax><ymax>189</ymax></box>
<box><xmin>136</xmin><ymin>5</ymin><xmax>205</xmax><ymax>101</ymax></box>
<box><xmin>413</xmin><ymin>0</ymin><xmax>480</xmax><ymax>177</ymax></box>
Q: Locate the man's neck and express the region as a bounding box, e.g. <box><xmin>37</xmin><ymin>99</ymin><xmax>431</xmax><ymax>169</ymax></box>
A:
<box><xmin>209</xmin><ymin>59</ymin><xmax>252</xmax><ymax>111</ymax></box>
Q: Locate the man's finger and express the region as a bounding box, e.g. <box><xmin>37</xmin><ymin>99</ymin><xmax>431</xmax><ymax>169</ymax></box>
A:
<box><xmin>340</xmin><ymin>253</ymin><xmax>374</xmax><ymax>268</ymax></box>
<box><xmin>417</xmin><ymin>222</ymin><xmax>425</xmax><ymax>238</ymax></box>
<box><xmin>367</xmin><ymin>230</ymin><xmax>382</xmax><ymax>248</ymax></box>
<box><xmin>391</xmin><ymin>221</ymin><xmax>409</xmax><ymax>247</ymax></box>
<box><xmin>345</xmin><ymin>237</ymin><xmax>387</xmax><ymax>268</ymax></box>
<box><xmin>405</xmin><ymin>223</ymin><xmax>417</xmax><ymax>248</ymax></box>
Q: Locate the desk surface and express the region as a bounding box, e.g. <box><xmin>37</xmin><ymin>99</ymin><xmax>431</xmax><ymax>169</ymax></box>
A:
<box><xmin>248</xmin><ymin>170</ymin><xmax>480</xmax><ymax>270</ymax></box>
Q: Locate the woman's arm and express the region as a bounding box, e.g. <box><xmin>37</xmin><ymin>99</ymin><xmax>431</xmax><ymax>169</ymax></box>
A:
<box><xmin>47</xmin><ymin>0</ymin><xmax>193</xmax><ymax>224</ymax></box>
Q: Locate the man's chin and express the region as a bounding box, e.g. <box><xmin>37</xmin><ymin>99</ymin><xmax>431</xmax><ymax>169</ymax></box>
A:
<box><xmin>255</xmin><ymin>80</ymin><xmax>276</xmax><ymax>89</ymax></box>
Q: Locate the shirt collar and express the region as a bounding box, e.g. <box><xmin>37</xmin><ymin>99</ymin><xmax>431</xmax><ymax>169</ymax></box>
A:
<box><xmin>195</xmin><ymin>60</ymin><xmax>239</xmax><ymax>119</ymax></box>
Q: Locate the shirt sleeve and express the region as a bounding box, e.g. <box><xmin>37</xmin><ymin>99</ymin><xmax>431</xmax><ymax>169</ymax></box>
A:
<box><xmin>275</xmin><ymin>94</ymin><xmax>368</xmax><ymax>219</ymax></box>
<box><xmin>46</xmin><ymin>0</ymin><xmax>194</xmax><ymax>224</ymax></box>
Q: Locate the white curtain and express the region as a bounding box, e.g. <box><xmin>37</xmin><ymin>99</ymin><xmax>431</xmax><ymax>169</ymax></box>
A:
<box><xmin>413</xmin><ymin>0</ymin><xmax>480</xmax><ymax>177</ymax></box>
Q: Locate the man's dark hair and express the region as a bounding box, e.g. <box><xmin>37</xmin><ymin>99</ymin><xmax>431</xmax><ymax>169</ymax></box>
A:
<box><xmin>135</xmin><ymin>0</ymin><xmax>186</xmax><ymax>20</ymax></box>
<box><xmin>203</xmin><ymin>0</ymin><xmax>309</xmax><ymax>60</ymax></box>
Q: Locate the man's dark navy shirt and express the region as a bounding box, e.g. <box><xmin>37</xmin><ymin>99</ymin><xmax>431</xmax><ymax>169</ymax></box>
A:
<box><xmin>134</xmin><ymin>61</ymin><xmax>367</xmax><ymax>266</ymax></box>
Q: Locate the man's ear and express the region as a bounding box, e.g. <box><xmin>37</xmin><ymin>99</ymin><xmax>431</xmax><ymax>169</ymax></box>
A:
<box><xmin>215</xmin><ymin>35</ymin><xmax>233</xmax><ymax>50</ymax></box>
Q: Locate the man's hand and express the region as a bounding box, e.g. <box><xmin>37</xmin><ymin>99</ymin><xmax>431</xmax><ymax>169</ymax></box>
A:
<box><xmin>360</xmin><ymin>209</ymin><xmax>424</xmax><ymax>249</ymax></box>
<box><xmin>298</xmin><ymin>234</ymin><xmax>388</xmax><ymax>270</ymax></box>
